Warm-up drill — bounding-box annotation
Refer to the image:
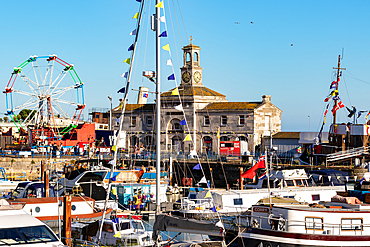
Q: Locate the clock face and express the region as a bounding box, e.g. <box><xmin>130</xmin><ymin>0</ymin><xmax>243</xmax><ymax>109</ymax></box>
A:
<box><xmin>194</xmin><ymin>71</ymin><xmax>202</xmax><ymax>83</ymax></box>
<box><xmin>182</xmin><ymin>71</ymin><xmax>191</xmax><ymax>83</ymax></box>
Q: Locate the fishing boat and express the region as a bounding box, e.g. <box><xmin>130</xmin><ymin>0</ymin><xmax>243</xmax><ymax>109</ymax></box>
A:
<box><xmin>299</xmin><ymin>55</ymin><xmax>370</xmax><ymax>166</ymax></box>
<box><xmin>0</xmin><ymin>199</ymin><xmax>64</xmax><ymax>247</ymax></box>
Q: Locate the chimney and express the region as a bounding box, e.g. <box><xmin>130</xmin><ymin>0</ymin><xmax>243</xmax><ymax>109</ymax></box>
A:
<box><xmin>137</xmin><ymin>87</ymin><xmax>149</xmax><ymax>104</ymax></box>
<box><xmin>262</xmin><ymin>95</ymin><xmax>271</xmax><ymax>103</ymax></box>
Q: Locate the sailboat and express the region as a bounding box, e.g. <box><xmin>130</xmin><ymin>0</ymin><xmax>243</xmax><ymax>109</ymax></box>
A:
<box><xmin>95</xmin><ymin>0</ymin><xmax>227</xmax><ymax>246</ymax></box>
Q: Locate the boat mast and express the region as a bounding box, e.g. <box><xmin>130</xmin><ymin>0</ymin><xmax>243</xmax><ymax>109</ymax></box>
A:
<box><xmin>333</xmin><ymin>55</ymin><xmax>345</xmax><ymax>124</ymax></box>
<box><xmin>155</xmin><ymin>0</ymin><xmax>161</xmax><ymax>216</ymax></box>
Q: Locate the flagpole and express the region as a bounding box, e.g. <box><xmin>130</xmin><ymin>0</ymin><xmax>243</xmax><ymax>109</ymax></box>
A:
<box><xmin>332</xmin><ymin>55</ymin><xmax>345</xmax><ymax>124</ymax></box>
<box><xmin>266</xmin><ymin>147</ymin><xmax>272</xmax><ymax>210</ymax></box>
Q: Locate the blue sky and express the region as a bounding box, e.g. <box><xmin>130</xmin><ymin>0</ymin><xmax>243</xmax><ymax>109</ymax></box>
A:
<box><xmin>1</xmin><ymin>1</ymin><xmax>370</xmax><ymax>132</ymax></box>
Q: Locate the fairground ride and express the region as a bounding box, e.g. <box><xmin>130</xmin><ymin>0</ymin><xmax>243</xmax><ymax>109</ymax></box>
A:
<box><xmin>3</xmin><ymin>55</ymin><xmax>85</xmax><ymax>146</ymax></box>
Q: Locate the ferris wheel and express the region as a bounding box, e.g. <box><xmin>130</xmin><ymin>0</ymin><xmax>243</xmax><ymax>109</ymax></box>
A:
<box><xmin>3</xmin><ymin>55</ymin><xmax>85</xmax><ymax>142</ymax></box>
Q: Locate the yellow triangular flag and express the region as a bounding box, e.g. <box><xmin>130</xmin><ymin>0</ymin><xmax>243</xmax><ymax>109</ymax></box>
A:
<box><xmin>204</xmin><ymin>191</ymin><xmax>212</xmax><ymax>198</ymax></box>
<box><xmin>155</xmin><ymin>1</ymin><xmax>164</xmax><ymax>8</ymax></box>
<box><xmin>114</xmin><ymin>232</ymin><xmax>121</xmax><ymax>238</ymax></box>
<box><xmin>132</xmin><ymin>12</ymin><xmax>139</xmax><ymax>19</ymax></box>
<box><xmin>123</xmin><ymin>58</ymin><xmax>131</xmax><ymax>64</ymax></box>
<box><xmin>111</xmin><ymin>145</ymin><xmax>117</xmax><ymax>151</ymax></box>
<box><xmin>171</xmin><ymin>88</ymin><xmax>179</xmax><ymax>95</ymax></box>
<box><xmin>112</xmin><ymin>187</ymin><xmax>117</xmax><ymax>195</ymax></box>
<box><xmin>162</xmin><ymin>44</ymin><xmax>170</xmax><ymax>51</ymax></box>
<box><xmin>183</xmin><ymin>134</ymin><xmax>192</xmax><ymax>142</ymax></box>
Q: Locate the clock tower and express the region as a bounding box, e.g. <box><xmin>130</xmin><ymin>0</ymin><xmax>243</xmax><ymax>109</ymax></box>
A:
<box><xmin>180</xmin><ymin>36</ymin><xmax>203</xmax><ymax>87</ymax></box>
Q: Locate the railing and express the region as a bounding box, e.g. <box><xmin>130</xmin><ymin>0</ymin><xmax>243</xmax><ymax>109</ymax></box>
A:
<box><xmin>326</xmin><ymin>146</ymin><xmax>370</xmax><ymax>162</ymax></box>
<box><xmin>180</xmin><ymin>197</ymin><xmax>213</xmax><ymax>212</ymax></box>
<box><xmin>237</xmin><ymin>214</ymin><xmax>370</xmax><ymax>236</ymax></box>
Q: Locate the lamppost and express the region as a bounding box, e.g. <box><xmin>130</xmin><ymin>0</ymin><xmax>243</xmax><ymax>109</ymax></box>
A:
<box><xmin>308</xmin><ymin>115</ymin><xmax>311</xmax><ymax>132</ymax></box>
<box><xmin>108</xmin><ymin>95</ymin><xmax>112</xmax><ymax>130</ymax></box>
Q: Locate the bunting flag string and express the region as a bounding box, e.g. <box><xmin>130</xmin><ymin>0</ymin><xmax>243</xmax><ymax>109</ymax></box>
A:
<box><xmin>171</xmin><ymin>88</ymin><xmax>179</xmax><ymax>95</ymax></box>
<box><xmin>123</xmin><ymin>58</ymin><xmax>131</xmax><ymax>64</ymax></box>
<box><xmin>162</xmin><ymin>44</ymin><xmax>170</xmax><ymax>51</ymax></box>
<box><xmin>132</xmin><ymin>12</ymin><xmax>139</xmax><ymax>19</ymax></box>
<box><xmin>159</xmin><ymin>16</ymin><xmax>166</xmax><ymax>23</ymax></box>
<box><xmin>174</xmin><ymin>104</ymin><xmax>183</xmax><ymax>111</ymax></box>
<box><xmin>159</xmin><ymin>31</ymin><xmax>167</xmax><ymax>37</ymax></box>
<box><xmin>183</xmin><ymin>134</ymin><xmax>192</xmax><ymax>142</ymax></box>
<box><xmin>130</xmin><ymin>29</ymin><xmax>137</xmax><ymax>35</ymax></box>
<box><xmin>117</xmin><ymin>87</ymin><xmax>125</xmax><ymax>93</ymax></box>
<box><xmin>180</xmin><ymin>119</ymin><xmax>187</xmax><ymax>125</ymax></box>
<box><xmin>155</xmin><ymin>1</ymin><xmax>164</xmax><ymax>8</ymax></box>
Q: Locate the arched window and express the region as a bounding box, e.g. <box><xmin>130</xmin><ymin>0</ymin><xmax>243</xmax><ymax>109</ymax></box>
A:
<box><xmin>173</xmin><ymin>123</ymin><xmax>181</xmax><ymax>131</ymax></box>
<box><xmin>186</xmin><ymin>52</ymin><xmax>191</xmax><ymax>63</ymax></box>
<box><xmin>193</xmin><ymin>52</ymin><xmax>199</xmax><ymax>64</ymax></box>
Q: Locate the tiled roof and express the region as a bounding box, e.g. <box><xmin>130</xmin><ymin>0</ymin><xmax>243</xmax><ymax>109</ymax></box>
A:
<box><xmin>201</xmin><ymin>102</ymin><xmax>262</xmax><ymax>111</ymax></box>
<box><xmin>161</xmin><ymin>86</ymin><xmax>225</xmax><ymax>97</ymax></box>
<box><xmin>272</xmin><ymin>132</ymin><xmax>300</xmax><ymax>139</ymax></box>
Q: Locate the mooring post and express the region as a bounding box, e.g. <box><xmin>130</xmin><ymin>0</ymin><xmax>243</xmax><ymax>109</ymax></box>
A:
<box><xmin>62</xmin><ymin>195</ymin><xmax>72</xmax><ymax>246</ymax></box>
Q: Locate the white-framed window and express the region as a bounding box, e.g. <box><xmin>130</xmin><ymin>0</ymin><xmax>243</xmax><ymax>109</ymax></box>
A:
<box><xmin>146</xmin><ymin>116</ymin><xmax>153</xmax><ymax>126</ymax></box>
<box><xmin>131</xmin><ymin>116</ymin><xmax>137</xmax><ymax>127</ymax></box>
<box><xmin>341</xmin><ymin>218</ymin><xmax>363</xmax><ymax>231</ymax></box>
<box><xmin>239</xmin><ymin>115</ymin><xmax>245</xmax><ymax>125</ymax></box>
<box><xmin>305</xmin><ymin>217</ymin><xmax>323</xmax><ymax>230</ymax></box>
<box><xmin>221</xmin><ymin>116</ymin><xmax>227</xmax><ymax>125</ymax></box>
<box><xmin>204</xmin><ymin>116</ymin><xmax>210</xmax><ymax>126</ymax></box>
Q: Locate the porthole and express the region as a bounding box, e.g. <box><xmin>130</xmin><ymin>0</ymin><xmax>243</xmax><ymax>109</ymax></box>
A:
<box><xmin>35</xmin><ymin>206</ymin><xmax>40</xmax><ymax>213</ymax></box>
<box><xmin>72</xmin><ymin>205</ymin><xmax>76</xmax><ymax>211</ymax></box>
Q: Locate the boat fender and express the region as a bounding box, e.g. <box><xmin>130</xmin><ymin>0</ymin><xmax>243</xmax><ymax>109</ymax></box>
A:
<box><xmin>278</xmin><ymin>216</ymin><xmax>285</xmax><ymax>231</ymax></box>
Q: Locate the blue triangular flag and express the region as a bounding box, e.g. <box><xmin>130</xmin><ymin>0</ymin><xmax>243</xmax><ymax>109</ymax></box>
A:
<box><xmin>111</xmin><ymin>175</ymin><xmax>117</xmax><ymax>182</ymax></box>
<box><xmin>128</xmin><ymin>44</ymin><xmax>134</xmax><ymax>51</ymax></box>
<box><xmin>180</xmin><ymin>119</ymin><xmax>187</xmax><ymax>125</ymax></box>
<box><xmin>114</xmin><ymin>117</ymin><xmax>121</xmax><ymax>123</ymax></box>
<box><xmin>211</xmin><ymin>206</ymin><xmax>217</xmax><ymax>212</ymax></box>
<box><xmin>193</xmin><ymin>163</ymin><xmax>201</xmax><ymax>170</ymax></box>
<box><xmin>168</xmin><ymin>74</ymin><xmax>175</xmax><ymax>80</ymax></box>
<box><xmin>117</xmin><ymin>87</ymin><xmax>125</xmax><ymax>93</ymax></box>
<box><xmin>159</xmin><ymin>31</ymin><xmax>167</xmax><ymax>37</ymax></box>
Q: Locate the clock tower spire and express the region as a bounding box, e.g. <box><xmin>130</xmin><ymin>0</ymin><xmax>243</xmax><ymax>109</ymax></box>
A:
<box><xmin>180</xmin><ymin>37</ymin><xmax>203</xmax><ymax>87</ymax></box>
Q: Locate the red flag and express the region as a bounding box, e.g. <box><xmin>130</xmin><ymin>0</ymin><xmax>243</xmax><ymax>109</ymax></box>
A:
<box><xmin>241</xmin><ymin>155</ymin><xmax>266</xmax><ymax>179</ymax></box>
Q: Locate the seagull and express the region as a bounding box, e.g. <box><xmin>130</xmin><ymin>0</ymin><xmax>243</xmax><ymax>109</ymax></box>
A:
<box><xmin>291</xmin><ymin>44</ymin><xmax>294</xmax><ymax>46</ymax></box>
<box><xmin>251</xmin><ymin>21</ymin><xmax>254</xmax><ymax>24</ymax></box>
<box><xmin>235</xmin><ymin>22</ymin><xmax>240</xmax><ymax>24</ymax></box>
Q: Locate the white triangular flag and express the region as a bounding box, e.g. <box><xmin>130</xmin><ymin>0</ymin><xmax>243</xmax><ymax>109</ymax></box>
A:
<box><xmin>166</xmin><ymin>59</ymin><xmax>172</xmax><ymax>66</ymax></box>
<box><xmin>130</xmin><ymin>29</ymin><xmax>137</xmax><ymax>35</ymax></box>
<box><xmin>174</xmin><ymin>104</ymin><xmax>183</xmax><ymax>111</ymax></box>
<box><xmin>159</xmin><ymin>16</ymin><xmax>166</xmax><ymax>23</ymax></box>
<box><xmin>197</xmin><ymin>176</ymin><xmax>207</xmax><ymax>185</ymax></box>
<box><xmin>215</xmin><ymin>220</ymin><xmax>224</xmax><ymax>229</ymax></box>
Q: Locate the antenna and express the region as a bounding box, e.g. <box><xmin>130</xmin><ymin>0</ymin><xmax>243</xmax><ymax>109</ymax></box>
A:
<box><xmin>342</xmin><ymin>48</ymin><xmax>344</xmax><ymax>60</ymax></box>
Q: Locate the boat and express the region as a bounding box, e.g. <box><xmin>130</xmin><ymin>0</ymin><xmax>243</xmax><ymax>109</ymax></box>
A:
<box><xmin>299</xmin><ymin>55</ymin><xmax>370</xmax><ymax>166</ymax></box>
<box><xmin>237</xmin><ymin>198</ymin><xmax>370</xmax><ymax>247</ymax></box>
<box><xmin>179</xmin><ymin>169</ymin><xmax>344</xmax><ymax>217</ymax></box>
<box><xmin>7</xmin><ymin>195</ymin><xmax>112</xmax><ymax>229</ymax></box>
<box><xmin>0</xmin><ymin>199</ymin><xmax>64</xmax><ymax>247</ymax></box>
<box><xmin>71</xmin><ymin>217</ymin><xmax>154</xmax><ymax>247</ymax></box>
